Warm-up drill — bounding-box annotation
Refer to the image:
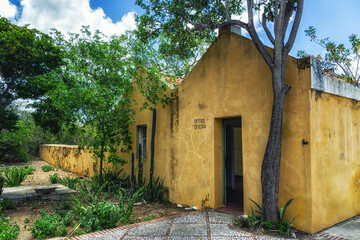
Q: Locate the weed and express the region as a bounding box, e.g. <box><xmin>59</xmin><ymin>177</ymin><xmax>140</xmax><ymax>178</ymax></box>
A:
<box><xmin>71</xmin><ymin>186</ymin><xmax>144</xmax><ymax>233</ymax></box>
<box><xmin>262</xmin><ymin>219</ymin><xmax>277</xmax><ymax>230</ymax></box>
<box><xmin>60</xmin><ymin>176</ymin><xmax>79</xmax><ymax>189</ymax></box>
<box><xmin>248</xmin><ymin>198</ymin><xmax>262</xmax><ymax>228</ymax></box>
<box><xmin>0</xmin><ymin>214</ymin><xmax>20</xmax><ymax>240</ymax></box>
<box><xmin>49</xmin><ymin>173</ymin><xmax>61</xmax><ymax>184</ymax></box>
<box><xmin>1</xmin><ymin>165</ymin><xmax>35</xmax><ymax>187</ymax></box>
<box><xmin>24</xmin><ymin>218</ymin><xmax>30</xmax><ymax>223</ymax></box>
<box><xmin>31</xmin><ymin>210</ymin><xmax>68</xmax><ymax>239</ymax></box>
<box><xmin>0</xmin><ymin>198</ymin><xmax>16</xmax><ymax>210</ymax></box>
<box><xmin>41</xmin><ymin>165</ymin><xmax>54</xmax><ymax>172</ymax></box>
<box><xmin>143</xmin><ymin>214</ymin><xmax>155</xmax><ymax>221</ymax></box>
<box><xmin>143</xmin><ymin>177</ymin><xmax>169</xmax><ymax>203</ymax></box>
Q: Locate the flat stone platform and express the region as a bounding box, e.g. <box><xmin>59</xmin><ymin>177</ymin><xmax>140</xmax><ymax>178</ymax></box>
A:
<box><xmin>0</xmin><ymin>184</ymin><xmax>77</xmax><ymax>202</ymax></box>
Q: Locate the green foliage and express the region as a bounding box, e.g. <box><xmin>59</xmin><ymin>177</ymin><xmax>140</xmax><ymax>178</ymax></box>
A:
<box><xmin>278</xmin><ymin>219</ymin><xmax>291</xmax><ymax>235</ymax></box>
<box><xmin>49</xmin><ymin>173</ymin><xmax>61</xmax><ymax>184</ymax></box>
<box><xmin>31</xmin><ymin>210</ymin><xmax>68</xmax><ymax>239</ymax></box>
<box><xmin>24</xmin><ymin>218</ymin><xmax>30</xmax><ymax>223</ymax></box>
<box><xmin>45</xmin><ymin>27</ymin><xmax>146</xmax><ymax>180</ymax></box>
<box><xmin>0</xmin><ymin>17</ymin><xmax>62</xmax><ymax>131</ymax></box>
<box><xmin>143</xmin><ymin>214</ymin><xmax>155</xmax><ymax>221</ymax></box>
<box><xmin>248</xmin><ymin>198</ymin><xmax>293</xmax><ymax>235</ymax></box>
<box><xmin>143</xmin><ymin>176</ymin><xmax>169</xmax><ymax>203</ymax></box>
<box><xmin>279</xmin><ymin>198</ymin><xmax>293</xmax><ymax>221</ymax></box>
<box><xmin>41</xmin><ymin>165</ymin><xmax>54</xmax><ymax>172</ymax></box>
<box><xmin>0</xmin><ymin>198</ymin><xmax>16</xmax><ymax>210</ymax></box>
<box><xmin>0</xmin><ymin>165</ymin><xmax>35</xmax><ymax>187</ymax></box>
<box><xmin>0</xmin><ymin>111</ymin><xmax>53</xmax><ymax>162</ymax></box>
<box><xmin>72</xmin><ymin>186</ymin><xmax>144</xmax><ymax>233</ymax></box>
<box><xmin>0</xmin><ymin>214</ymin><xmax>20</xmax><ymax>240</ymax></box>
<box><xmin>299</xmin><ymin>26</ymin><xmax>360</xmax><ymax>84</ymax></box>
<box><xmin>59</xmin><ymin>177</ymin><xmax>80</xmax><ymax>190</ymax></box>
<box><xmin>262</xmin><ymin>219</ymin><xmax>277</xmax><ymax>230</ymax></box>
<box><xmin>247</xmin><ymin>198</ymin><xmax>262</xmax><ymax>228</ymax></box>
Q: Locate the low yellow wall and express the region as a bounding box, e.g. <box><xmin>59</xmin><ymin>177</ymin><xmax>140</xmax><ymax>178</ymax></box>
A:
<box><xmin>40</xmin><ymin>144</ymin><xmax>98</xmax><ymax>177</ymax></box>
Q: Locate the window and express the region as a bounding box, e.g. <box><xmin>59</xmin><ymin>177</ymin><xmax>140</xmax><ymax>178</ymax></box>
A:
<box><xmin>137</xmin><ymin>125</ymin><xmax>147</xmax><ymax>159</ymax></box>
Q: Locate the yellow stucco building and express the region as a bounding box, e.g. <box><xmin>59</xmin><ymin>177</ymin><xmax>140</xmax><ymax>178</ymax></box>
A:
<box><xmin>40</xmin><ymin>26</ymin><xmax>360</xmax><ymax>233</ymax></box>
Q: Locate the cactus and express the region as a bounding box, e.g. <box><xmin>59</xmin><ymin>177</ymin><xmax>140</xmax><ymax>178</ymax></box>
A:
<box><xmin>150</xmin><ymin>108</ymin><xmax>157</xmax><ymax>184</ymax></box>
<box><xmin>138</xmin><ymin>144</ymin><xmax>143</xmax><ymax>186</ymax></box>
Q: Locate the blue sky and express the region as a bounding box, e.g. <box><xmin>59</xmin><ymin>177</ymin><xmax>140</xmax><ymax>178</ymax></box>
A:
<box><xmin>1</xmin><ymin>0</ymin><xmax>359</xmax><ymax>57</ymax></box>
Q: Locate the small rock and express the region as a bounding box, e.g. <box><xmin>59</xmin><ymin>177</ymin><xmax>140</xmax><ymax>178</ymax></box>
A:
<box><xmin>191</xmin><ymin>206</ymin><xmax>198</xmax><ymax>210</ymax></box>
<box><xmin>237</xmin><ymin>215</ymin><xmax>250</xmax><ymax>228</ymax></box>
<box><xmin>291</xmin><ymin>232</ymin><xmax>296</xmax><ymax>239</ymax></box>
<box><xmin>177</xmin><ymin>204</ymin><xmax>182</xmax><ymax>208</ymax></box>
<box><xmin>185</xmin><ymin>207</ymin><xmax>192</xmax><ymax>211</ymax></box>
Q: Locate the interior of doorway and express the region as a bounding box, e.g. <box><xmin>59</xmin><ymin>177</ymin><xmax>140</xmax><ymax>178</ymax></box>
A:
<box><xmin>223</xmin><ymin>117</ymin><xmax>243</xmax><ymax>211</ymax></box>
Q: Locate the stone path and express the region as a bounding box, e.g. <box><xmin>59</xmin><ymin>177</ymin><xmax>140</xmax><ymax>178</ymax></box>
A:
<box><xmin>64</xmin><ymin>211</ymin><xmax>292</xmax><ymax>240</ymax></box>
<box><xmin>56</xmin><ymin>210</ymin><xmax>360</xmax><ymax>240</ymax></box>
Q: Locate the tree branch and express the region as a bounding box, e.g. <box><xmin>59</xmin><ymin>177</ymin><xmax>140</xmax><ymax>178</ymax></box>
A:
<box><xmin>247</xmin><ymin>0</ymin><xmax>274</xmax><ymax>68</ymax></box>
<box><xmin>262</xmin><ymin>13</ymin><xmax>275</xmax><ymax>45</ymax></box>
<box><xmin>284</xmin><ymin>0</ymin><xmax>304</xmax><ymax>55</ymax></box>
<box><xmin>225</xmin><ymin>0</ymin><xmax>230</xmax><ymax>21</ymax></box>
<box><xmin>190</xmin><ymin>19</ymin><xmax>248</xmax><ymax>32</ymax></box>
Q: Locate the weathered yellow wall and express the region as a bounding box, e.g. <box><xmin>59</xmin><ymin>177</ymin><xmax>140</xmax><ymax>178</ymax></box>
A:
<box><xmin>40</xmin><ymin>144</ymin><xmax>98</xmax><ymax>177</ymax></box>
<box><xmin>310</xmin><ymin>91</ymin><xmax>360</xmax><ymax>233</ymax></box>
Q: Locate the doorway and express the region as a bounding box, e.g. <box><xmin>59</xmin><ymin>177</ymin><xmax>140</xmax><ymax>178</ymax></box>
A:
<box><xmin>223</xmin><ymin>117</ymin><xmax>243</xmax><ymax>209</ymax></box>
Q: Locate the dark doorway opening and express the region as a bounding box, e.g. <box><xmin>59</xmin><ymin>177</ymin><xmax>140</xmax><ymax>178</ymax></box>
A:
<box><xmin>223</xmin><ymin>117</ymin><xmax>243</xmax><ymax>211</ymax></box>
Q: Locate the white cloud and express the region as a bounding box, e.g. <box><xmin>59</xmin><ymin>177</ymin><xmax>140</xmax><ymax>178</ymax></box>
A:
<box><xmin>0</xmin><ymin>0</ymin><xmax>17</xmax><ymax>19</ymax></box>
<box><xmin>16</xmin><ymin>0</ymin><xmax>136</xmax><ymax>36</ymax></box>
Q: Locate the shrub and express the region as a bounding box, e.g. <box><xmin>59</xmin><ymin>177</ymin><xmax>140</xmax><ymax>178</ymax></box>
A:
<box><xmin>31</xmin><ymin>210</ymin><xmax>68</xmax><ymax>239</ymax></box>
<box><xmin>60</xmin><ymin>177</ymin><xmax>79</xmax><ymax>189</ymax></box>
<box><xmin>246</xmin><ymin>198</ymin><xmax>293</xmax><ymax>235</ymax></box>
<box><xmin>1</xmin><ymin>165</ymin><xmax>35</xmax><ymax>187</ymax></box>
<box><xmin>0</xmin><ymin>214</ymin><xmax>20</xmax><ymax>240</ymax></box>
<box><xmin>71</xmin><ymin>186</ymin><xmax>144</xmax><ymax>233</ymax></box>
<box><xmin>49</xmin><ymin>173</ymin><xmax>61</xmax><ymax>184</ymax></box>
<box><xmin>143</xmin><ymin>177</ymin><xmax>169</xmax><ymax>203</ymax></box>
<box><xmin>41</xmin><ymin>165</ymin><xmax>54</xmax><ymax>172</ymax></box>
<box><xmin>0</xmin><ymin>198</ymin><xmax>16</xmax><ymax>210</ymax></box>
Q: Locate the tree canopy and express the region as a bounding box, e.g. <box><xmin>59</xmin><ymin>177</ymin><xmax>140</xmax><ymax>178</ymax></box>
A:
<box><xmin>0</xmin><ymin>17</ymin><xmax>62</xmax><ymax>130</ymax></box>
<box><xmin>298</xmin><ymin>26</ymin><xmax>360</xmax><ymax>84</ymax></box>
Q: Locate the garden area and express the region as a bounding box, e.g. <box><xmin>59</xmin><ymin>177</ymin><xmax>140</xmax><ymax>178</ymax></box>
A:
<box><xmin>0</xmin><ymin>160</ymin><xmax>186</xmax><ymax>240</ymax></box>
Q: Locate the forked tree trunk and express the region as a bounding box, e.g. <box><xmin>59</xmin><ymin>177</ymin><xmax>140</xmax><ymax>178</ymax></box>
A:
<box><xmin>261</xmin><ymin>69</ymin><xmax>291</xmax><ymax>222</ymax></box>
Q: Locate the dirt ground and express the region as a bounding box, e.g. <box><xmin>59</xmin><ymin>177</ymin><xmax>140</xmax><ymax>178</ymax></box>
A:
<box><xmin>0</xmin><ymin>160</ymin><xmax>186</xmax><ymax>240</ymax></box>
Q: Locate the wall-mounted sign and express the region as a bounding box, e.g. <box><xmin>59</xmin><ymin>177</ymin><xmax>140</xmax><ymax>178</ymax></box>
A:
<box><xmin>194</xmin><ymin>118</ymin><xmax>206</xmax><ymax>129</ymax></box>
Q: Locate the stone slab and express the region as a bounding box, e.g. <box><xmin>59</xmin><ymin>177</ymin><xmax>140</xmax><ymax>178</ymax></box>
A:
<box><xmin>0</xmin><ymin>184</ymin><xmax>77</xmax><ymax>202</ymax></box>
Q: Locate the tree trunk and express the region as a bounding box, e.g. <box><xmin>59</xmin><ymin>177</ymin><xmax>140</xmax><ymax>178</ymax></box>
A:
<box><xmin>261</xmin><ymin>71</ymin><xmax>291</xmax><ymax>223</ymax></box>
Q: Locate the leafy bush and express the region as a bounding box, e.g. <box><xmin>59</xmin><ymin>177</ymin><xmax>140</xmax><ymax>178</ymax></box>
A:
<box><xmin>143</xmin><ymin>177</ymin><xmax>169</xmax><ymax>203</ymax></box>
<box><xmin>59</xmin><ymin>176</ymin><xmax>79</xmax><ymax>189</ymax></box>
<box><xmin>72</xmin><ymin>186</ymin><xmax>144</xmax><ymax>233</ymax></box>
<box><xmin>49</xmin><ymin>173</ymin><xmax>61</xmax><ymax>184</ymax></box>
<box><xmin>41</xmin><ymin>165</ymin><xmax>54</xmax><ymax>172</ymax></box>
<box><xmin>0</xmin><ymin>112</ymin><xmax>52</xmax><ymax>162</ymax></box>
<box><xmin>1</xmin><ymin>165</ymin><xmax>35</xmax><ymax>187</ymax></box>
<box><xmin>0</xmin><ymin>214</ymin><xmax>20</xmax><ymax>240</ymax></box>
<box><xmin>31</xmin><ymin>210</ymin><xmax>68</xmax><ymax>239</ymax></box>
<box><xmin>247</xmin><ymin>198</ymin><xmax>294</xmax><ymax>235</ymax></box>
